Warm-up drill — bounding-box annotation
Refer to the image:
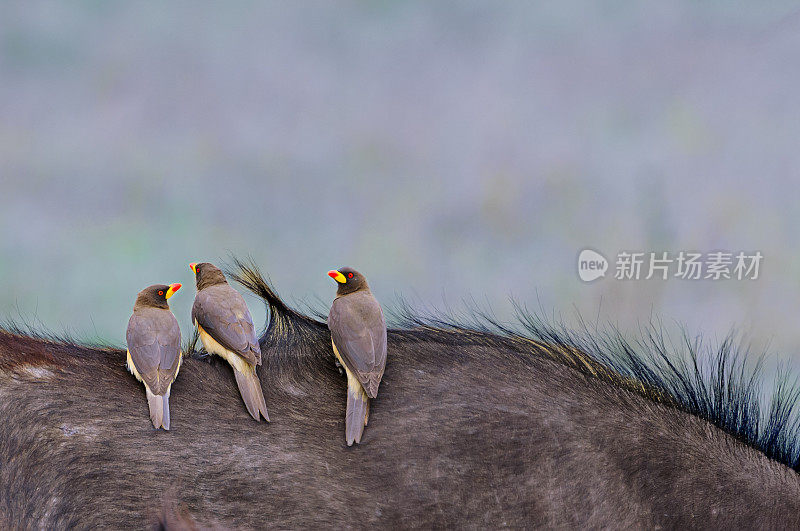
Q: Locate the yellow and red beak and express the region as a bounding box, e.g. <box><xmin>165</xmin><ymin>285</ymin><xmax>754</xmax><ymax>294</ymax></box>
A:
<box><xmin>327</xmin><ymin>270</ymin><xmax>346</xmax><ymax>284</ymax></box>
<box><xmin>165</xmin><ymin>283</ymin><xmax>182</xmax><ymax>299</ymax></box>
<box><xmin>189</xmin><ymin>263</ymin><xmax>197</xmax><ymax>274</ymax></box>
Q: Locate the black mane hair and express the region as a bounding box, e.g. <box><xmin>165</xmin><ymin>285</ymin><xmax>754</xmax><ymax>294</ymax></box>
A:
<box><xmin>0</xmin><ymin>318</ymin><xmax>119</xmax><ymax>352</ymax></box>
<box><xmin>228</xmin><ymin>257</ymin><xmax>800</xmax><ymax>473</ymax></box>
<box><xmin>1</xmin><ymin>259</ymin><xmax>799</xmax><ymax>475</ymax></box>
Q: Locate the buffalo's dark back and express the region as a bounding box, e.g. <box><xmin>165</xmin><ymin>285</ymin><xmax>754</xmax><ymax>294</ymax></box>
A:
<box><xmin>0</xmin><ymin>282</ymin><xmax>798</xmax><ymax>528</ymax></box>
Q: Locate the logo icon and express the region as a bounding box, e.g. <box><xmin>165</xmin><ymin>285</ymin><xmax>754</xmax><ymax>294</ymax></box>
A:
<box><xmin>578</xmin><ymin>249</ymin><xmax>608</xmax><ymax>282</ymax></box>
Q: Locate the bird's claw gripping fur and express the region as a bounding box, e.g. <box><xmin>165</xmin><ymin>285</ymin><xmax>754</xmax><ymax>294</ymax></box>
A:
<box><xmin>195</xmin><ymin>350</ymin><xmax>213</xmax><ymax>363</ymax></box>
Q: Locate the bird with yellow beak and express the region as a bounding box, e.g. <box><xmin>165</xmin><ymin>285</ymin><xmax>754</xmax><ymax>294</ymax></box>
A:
<box><xmin>190</xmin><ymin>262</ymin><xmax>269</xmax><ymax>421</ymax></box>
<box><xmin>327</xmin><ymin>267</ymin><xmax>387</xmax><ymax>445</ymax></box>
<box><xmin>126</xmin><ymin>283</ymin><xmax>183</xmax><ymax>430</ymax></box>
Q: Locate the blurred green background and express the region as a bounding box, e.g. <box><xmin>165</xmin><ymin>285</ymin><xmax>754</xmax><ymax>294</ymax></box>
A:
<box><xmin>1</xmin><ymin>2</ymin><xmax>800</xmax><ymax>364</ymax></box>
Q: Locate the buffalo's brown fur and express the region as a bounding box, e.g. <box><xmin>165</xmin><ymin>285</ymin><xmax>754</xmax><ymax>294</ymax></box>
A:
<box><xmin>0</xmin><ymin>262</ymin><xmax>798</xmax><ymax>528</ymax></box>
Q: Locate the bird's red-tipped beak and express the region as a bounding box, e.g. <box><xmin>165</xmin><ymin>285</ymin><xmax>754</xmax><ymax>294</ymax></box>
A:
<box><xmin>189</xmin><ymin>263</ymin><xmax>197</xmax><ymax>274</ymax></box>
<box><xmin>328</xmin><ymin>270</ymin><xmax>347</xmax><ymax>284</ymax></box>
<box><xmin>165</xmin><ymin>283</ymin><xmax>182</xmax><ymax>299</ymax></box>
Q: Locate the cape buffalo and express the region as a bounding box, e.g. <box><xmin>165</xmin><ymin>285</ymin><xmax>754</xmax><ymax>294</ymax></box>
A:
<box><xmin>0</xmin><ymin>259</ymin><xmax>798</xmax><ymax>528</ymax></box>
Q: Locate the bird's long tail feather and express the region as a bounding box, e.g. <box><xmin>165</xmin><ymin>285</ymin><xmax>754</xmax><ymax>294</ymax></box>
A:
<box><xmin>146</xmin><ymin>387</ymin><xmax>169</xmax><ymax>430</ymax></box>
<box><xmin>162</xmin><ymin>388</ymin><xmax>171</xmax><ymax>430</ymax></box>
<box><xmin>346</xmin><ymin>377</ymin><xmax>369</xmax><ymax>446</ymax></box>
<box><xmin>233</xmin><ymin>367</ymin><xmax>269</xmax><ymax>422</ymax></box>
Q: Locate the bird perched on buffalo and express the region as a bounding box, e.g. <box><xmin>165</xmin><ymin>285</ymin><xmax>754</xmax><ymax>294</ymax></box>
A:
<box><xmin>190</xmin><ymin>262</ymin><xmax>269</xmax><ymax>421</ymax></box>
<box><xmin>126</xmin><ymin>283</ymin><xmax>183</xmax><ymax>430</ymax></box>
<box><xmin>327</xmin><ymin>267</ymin><xmax>387</xmax><ymax>445</ymax></box>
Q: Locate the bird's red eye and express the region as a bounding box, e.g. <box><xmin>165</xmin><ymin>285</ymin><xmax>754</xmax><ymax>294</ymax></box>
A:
<box><xmin>347</xmin><ymin>272</ymin><xmax>354</xmax><ymax>279</ymax></box>
<box><xmin>158</xmin><ymin>291</ymin><xmax>164</xmax><ymax>295</ymax></box>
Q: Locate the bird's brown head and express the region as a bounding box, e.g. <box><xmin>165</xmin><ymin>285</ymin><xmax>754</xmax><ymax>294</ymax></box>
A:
<box><xmin>190</xmin><ymin>262</ymin><xmax>228</xmax><ymax>290</ymax></box>
<box><xmin>134</xmin><ymin>283</ymin><xmax>182</xmax><ymax>310</ymax></box>
<box><xmin>327</xmin><ymin>267</ymin><xmax>369</xmax><ymax>296</ymax></box>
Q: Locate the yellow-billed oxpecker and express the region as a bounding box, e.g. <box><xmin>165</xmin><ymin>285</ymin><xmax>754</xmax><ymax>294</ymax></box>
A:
<box><xmin>190</xmin><ymin>262</ymin><xmax>269</xmax><ymax>421</ymax></box>
<box><xmin>327</xmin><ymin>267</ymin><xmax>387</xmax><ymax>445</ymax></box>
<box><xmin>126</xmin><ymin>283</ymin><xmax>183</xmax><ymax>430</ymax></box>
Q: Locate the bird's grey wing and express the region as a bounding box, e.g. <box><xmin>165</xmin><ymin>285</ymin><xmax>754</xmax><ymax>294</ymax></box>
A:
<box><xmin>193</xmin><ymin>286</ymin><xmax>260</xmax><ymax>365</ymax></box>
<box><xmin>372</xmin><ymin>306</ymin><xmax>387</xmax><ymax>379</ymax></box>
<box><xmin>328</xmin><ymin>296</ymin><xmax>387</xmax><ymax>397</ymax></box>
<box><xmin>155</xmin><ymin>312</ymin><xmax>181</xmax><ymax>389</ymax></box>
<box><xmin>127</xmin><ymin>310</ymin><xmax>181</xmax><ymax>395</ymax></box>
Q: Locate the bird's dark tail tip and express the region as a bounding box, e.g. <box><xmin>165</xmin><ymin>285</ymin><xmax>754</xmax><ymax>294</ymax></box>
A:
<box><xmin>234</xmin><ymin>367</ymin><xmax>269</xmax><ymax>422</ymax></box>
<box><xmin>346</xmin><ymin>384</ymin><xmax>369</xmax><ymax>445</ymax></box>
